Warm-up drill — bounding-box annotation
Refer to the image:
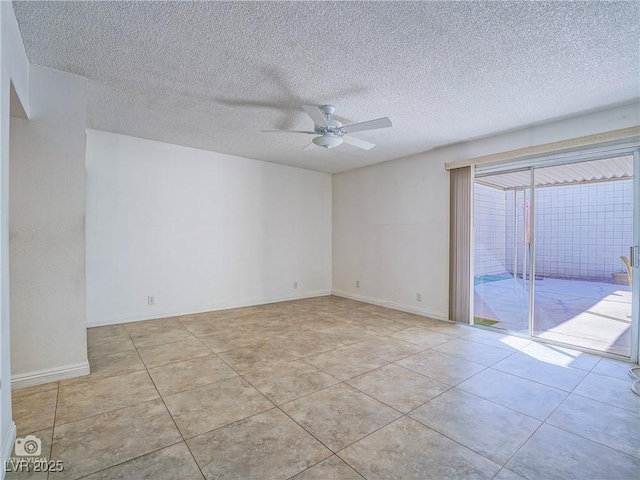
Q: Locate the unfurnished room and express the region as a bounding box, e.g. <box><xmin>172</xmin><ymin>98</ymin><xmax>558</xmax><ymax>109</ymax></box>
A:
<box><xmin>1</xmin><ymin>1</ymin><xmax>639</xmax><ymax>479</ymax></box>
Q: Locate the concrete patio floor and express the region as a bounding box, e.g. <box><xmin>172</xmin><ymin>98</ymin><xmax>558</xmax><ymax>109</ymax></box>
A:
<box><xmin>474</xmin><ymin>277</ymin><xmax>632</xmax><ymax>357</ymax></box>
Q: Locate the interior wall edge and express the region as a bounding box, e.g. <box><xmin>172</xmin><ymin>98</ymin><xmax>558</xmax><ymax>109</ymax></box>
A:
<box><xmin>331</xmin><ymin>289</ymin><xmax>450</xmax><ymax>323</ymax></box>
<box><xmin>86</xmin><ymin>290</ymin><xmax>332</xmax><ymax>328</ymax></box>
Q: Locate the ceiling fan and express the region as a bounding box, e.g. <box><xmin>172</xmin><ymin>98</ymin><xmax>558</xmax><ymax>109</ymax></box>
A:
<box><xmin>262</xmin><ymin>105</ymin><xmax>392</xmax><ymax>150</ymax></box>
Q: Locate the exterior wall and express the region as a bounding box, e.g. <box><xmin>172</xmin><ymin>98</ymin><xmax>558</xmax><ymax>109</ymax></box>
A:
<box><xmin>502</xmin><ymin>179</ymin><xmax>633</xmax><ymax>281</ymax></box>
<box><xmin>473</xmin><ymin>183</ymin><xmax>506</xmax><ymax>276</ymax></box>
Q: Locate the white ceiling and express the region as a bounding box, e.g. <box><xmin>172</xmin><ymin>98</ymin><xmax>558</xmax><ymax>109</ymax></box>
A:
<box><xmin>13</xmin><ymin>1</ymin><xmax>640</xmax><ymax>174</ymax></box>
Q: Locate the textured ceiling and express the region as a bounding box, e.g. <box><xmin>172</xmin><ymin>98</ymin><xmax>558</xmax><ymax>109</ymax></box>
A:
<box><xmin>13</xmin><ymin>1</ymin><xmax>640</xmax><ymax>173</ymax></box>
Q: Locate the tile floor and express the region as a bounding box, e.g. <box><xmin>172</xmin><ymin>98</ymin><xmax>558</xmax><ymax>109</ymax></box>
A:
<box><xmin>9</xmin><ymin>296</ymin><xmax>640</xmax><ymax>479</ymax></box>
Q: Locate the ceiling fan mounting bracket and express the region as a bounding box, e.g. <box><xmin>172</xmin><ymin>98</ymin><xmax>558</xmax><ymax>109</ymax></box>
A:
<box><xmin>320</xmin><ymin>105</ymin><xmax>336</xmax><ymax>117</ymax></box>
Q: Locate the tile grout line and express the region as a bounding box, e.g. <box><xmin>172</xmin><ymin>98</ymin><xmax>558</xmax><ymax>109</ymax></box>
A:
<box><xmin>131</xmin><ymin>335</ymin><xmax>210</xmax><ymax>480</ymax></box>
<box><xmin>494</xmin><ymin>353</ymin><xmax>607</xmax><ymax>475</ymax></box>
<box><xmin>79</xmin><ymin>299</ymin><xmax>637</xmax><ymax>478</ymax></box>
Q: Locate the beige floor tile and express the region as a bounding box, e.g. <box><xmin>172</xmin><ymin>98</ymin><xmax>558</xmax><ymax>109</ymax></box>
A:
<box><xmin>573</xmin><ymin>372</ymin><xmax>640</xmax><ymax>412</ymax></box>
<box><xmin>347</xmin><ymin>364</ymin><xmax>450</xmax><ymax>413</ymax></box>
<box><xmin>546</xmin><ymin>394</ymin><xmax>640</xmax><ymax>458</ymax></box>
<box><xmin>217</xmin><ymin>343</ymin><xmax>298</xmax><ymax>374</ymax></box>
<box><xmin>460</xmin><ymin>329</ymin><xmax>531</xmax><ymax>352</ymax></box>
<box><xmin>304</xmin><ymin>346</ymin><xmax>387</xmax><ymax>381</ymax></box>
<box><xmin>338</xmin><ymin>416</ymin><xmax>501</xmax><ymax>479</ymax></box>
<box><xmin>374</xmin><ymin>309</ymin><xmax>427</xmax><ymax>324</ymax></box>
<box><xmin>83</xmin><ymin>442</ymin><xmax>204</xmax><ymax>480</ymax></box>
<box><xmin>12</xmin><ymin>389</ymin><xmax>58</xmax><ymax>435</ymax></box>
<box><xmin>88</xmin><ymin>333</ymin><xmax>135</xmax><ymax>358</ymax></box>
<box><xmin>49</xmin><ymin>399</ymin><xmax>182</xmax><ymax>480</ymax></box>
<box><xmin>457</xmin><ymin>368</ymin><xmax>567</xmax><ymax>420</ymax></box>
<box><xmin>61</xmin><ymin>350</ymin><xmax>145</xmax><ymax>387</ymax></box>
<box><xmin>148</xmin><ymin>354</ymin><xmax>238</xmax><ymax>396</ymax></box>
<box><xmin>591</xmin><ymin>356</ymin><xmax>636</xmax><ymax>381</ymax></box>
<box><xmin>137</xmin><ymin>337</ymin><xmax>211</xmax><ymax>368</ymax></box>
<box><xmin>179</xmin><ymin>313</ymin><xmax>254</xmax><ymax>337</ymax></box>
<box><xmin>518</xmin><ymin>342</ymin><xmax>600</xmax><ymax>371</ymax></box>
<box><xmin>431</xmin><ymin>338</ymin><xmax>513</xmax><ymax>366</ymax></box>
<box><xmin>390</xmin><ymin>327</ymin><xmax>455</xmax><ymax>348</ymax></box>
<box><xmin>422</xmin><ymin>320</ymin><xmax>470</xmax><ymax>336</ymax></box>
<box><xmin>188</xmin><ymin>408</ymin><xmax>331</xmax><ymax>479</ymax></box>
<box><xmin>281</xmin><ymin>383</ymin><xmax>401</xmax><ymax>452</ymax></box>
<box><xmin>198</xmin><ymin>329</ymin><xmax>269</xmax><ymax>353</ymax></box>
<box><xmin>55</xmin><ymin>370</ymin><xmax>159</xmax><ymax>425</ymax></box>
<box><xmin>244</xmin><ymin>359</ymin><xmax>339</xmax><ymax>405</ymax></box>
<box><xmin>409</xmin><ymin>388</ymin><xmax>540</xmax><ymax>465</ymax></box>
<box><xmin>282</xmin><ymin>334</ymin><xmax>345</xmax><ymax>358</ymax></box>
<box><xmin>492</xmin><ymin>353</ymin><xmax>588</xmax><ymax>391</ymax></box>
<box><xmin>291</xmin><ymin>455</ymin><xmax>363</xmax><ymax>480</ymax></box>
<box><xmin>350</xmin><ymin>336</ymin><xmax>425</xmax><ymax>361</ymax></box>
<box><xmin>506</xmin><ymin>424</ymin><xmax>640</xmax><ymax>480</ymax></box>
<box><xmin>490</xmin><ymin>468</ymin><xmax>526</xmax><ymax>480</ymax></box>
<box><xmin>316</xmin><ymin>323</ymin><xmax>379</xmax><ymax>345</ymax></box>
<box><xmin>352</xmin><ymin>315</ymin><xmax>410</xmax><ymax>334</ymax></box>
<box><xmin>164</xmin><ymin>377</ymin><xmax>273</xmax><ymax>438</ymax></box>
<box><xmin>87</xmin><ymin>324</ymin><xmax>129</xmax><ymax>341</ymax></box>
<box><xmin>5</xmin><ymin>428</ymin><xmax>53</xmax><ymax>480</ymax></box>
<box><xmin>395</xmin><ymin>350</ymin><xmax>485</xmax><ymax>385</ymax></box>
<box><xmin>12</xmin><ymin>382</ymin><xmax>58</xmax><ymax>398</ymax></box>
<box><xmin>29</xmin><ymin>298</ymin><xmax>636</xmax><ymax>478</ymax></box>
<box><xmin>126</xmin><ymin>320</ymin><xmax>195</xmax><ymax>348</ymax></box>
<box><xmin>123</xmin><ymin>317</ymin><xmax>182</xmax><ymax>333</ymax></box>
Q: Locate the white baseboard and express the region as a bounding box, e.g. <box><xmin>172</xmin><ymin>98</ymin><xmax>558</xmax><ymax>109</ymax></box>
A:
<box><xmin>1</xmin><ymin>421</ymin><xmax>16</xmax><ymax>480</ymax></box>
<box><xmin>11</xmin><ymin>362</ymin><xmax>90</xmax><ymax>390</ymax></box>
<box><xmin>86</xmin><ymin>290</ymin><xmax>332</xmax><ymax>328</ymax></box>
<box><xmin>331</xmin><ymin>289</ymin><xmax>451</xmax><ymax>323</ymax></box>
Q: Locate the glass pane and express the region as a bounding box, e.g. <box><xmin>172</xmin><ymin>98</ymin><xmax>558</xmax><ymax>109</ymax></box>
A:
<box><xmin>473</xmin><ymin>170</ymin><xmax>531</xmax><ymax>335</ymax></box>
<box><xmin>532</xmin><ymin>156</ymin><xmax>634</xmax><ymax>356</ymax></box>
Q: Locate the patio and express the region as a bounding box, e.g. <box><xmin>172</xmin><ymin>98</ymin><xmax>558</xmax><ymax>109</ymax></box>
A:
<box><xmin>474</xmin><ymin>277</ymin><xmax>632</xmax><ymax>356</ymax></box>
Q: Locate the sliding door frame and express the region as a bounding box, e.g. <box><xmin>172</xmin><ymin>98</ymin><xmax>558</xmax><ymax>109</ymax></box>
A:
<box><xmin>474</xmin><ymin>144</ymin><xmax>640</xmax><ymax>360</ymax></box>
<box><xmin>631</xmin><ymin>150</ymin><xmax>640</xmax><ymax>364</ymax></box>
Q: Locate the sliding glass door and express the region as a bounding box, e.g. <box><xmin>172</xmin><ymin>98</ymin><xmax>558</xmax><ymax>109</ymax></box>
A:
<box><xmin>473</xmin><ymin>149</ymin><xmax>638</xmax><ymax>358</ymax></box>
<box><xmin>473</xmin><ymin>169</ymin><xmax>531</xmax><ymax>336</ymax></box>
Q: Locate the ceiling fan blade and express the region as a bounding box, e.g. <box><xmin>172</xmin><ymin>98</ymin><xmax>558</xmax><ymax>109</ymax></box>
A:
<box><xmin>302</xmin><ymin>142</ymin><xmax>316</xmax><ymax>151</ymax></box>
<box><xmin>341</xmin><ymin>117</ymin><xmax>392</xmax><ymax>134</ymax></box>
<box><xmin>342</xmin><ymin>135</ymin><xmax>376</xmax><ymax>150</ymax></box>
<box><xmin>302</xmin><ymin>105</ymin><xmax>329</xmax><ymax>127</ymax></box>
<box><xmin>262</xmin><ymin>130</ymin><xmax>316</xmax><ymax>134</ymax></box>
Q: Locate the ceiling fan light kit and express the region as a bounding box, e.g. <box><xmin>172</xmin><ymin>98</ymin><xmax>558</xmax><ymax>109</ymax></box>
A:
<box><xmin>262</xmin><ymin>104</ymin><xmax>392</xmax><ymax>151</ymax></box>
<box><xmin>312</xmin><ymin>134</ymin><xmax>343</xmax><ymax>149</ymax></box>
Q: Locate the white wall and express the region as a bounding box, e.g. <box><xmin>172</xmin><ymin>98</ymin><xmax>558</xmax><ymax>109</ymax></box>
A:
<box><xmin>85</xmin><ymin>130</ymin><xmax>332</xmax><ymax>326</ymax></box>
<box><xmin>9</xmin><ymin>64</ymin><xmax>88</xmax><ymax>386</ymax></box>
<box><xmin>332</xmin><ymin>102</ymin><xmax>640</xmax><ymax>321</ymax></box>
<box><xmin>0</xmin><ymin>0</ymin><xmax>29</xmax><ymax>472</ymax></box>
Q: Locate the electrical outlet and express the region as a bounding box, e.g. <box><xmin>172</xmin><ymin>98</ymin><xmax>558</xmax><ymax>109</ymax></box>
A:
<box><xmin>416</xmin><ymin>292</ymin><xmax>422</xmax><ymax>302</ymax></box>
<box><xmin>148</xmin><ymin>296</ymin><xmax>155</xmax><ymax>305</ymax></box>
<box><xmin>356</xmin><ymin>280</ymin><xmax>360</xmax><ymax>288</ymax></box>
<box><xmin>293</xmin><ymin>281</ymin><xmax>298</xmax><ymax>289</ymax></box>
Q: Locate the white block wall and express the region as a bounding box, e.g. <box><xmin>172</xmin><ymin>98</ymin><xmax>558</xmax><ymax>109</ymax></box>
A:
<box><xmin>501</xmin><ymin>179</ymin><xmax>633</xmax><ymax>281</ymax></box>
<box><xmin>474</xmin><ymin>183</ymin><xmax>507</xmax><ymax>276</ymax></box>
